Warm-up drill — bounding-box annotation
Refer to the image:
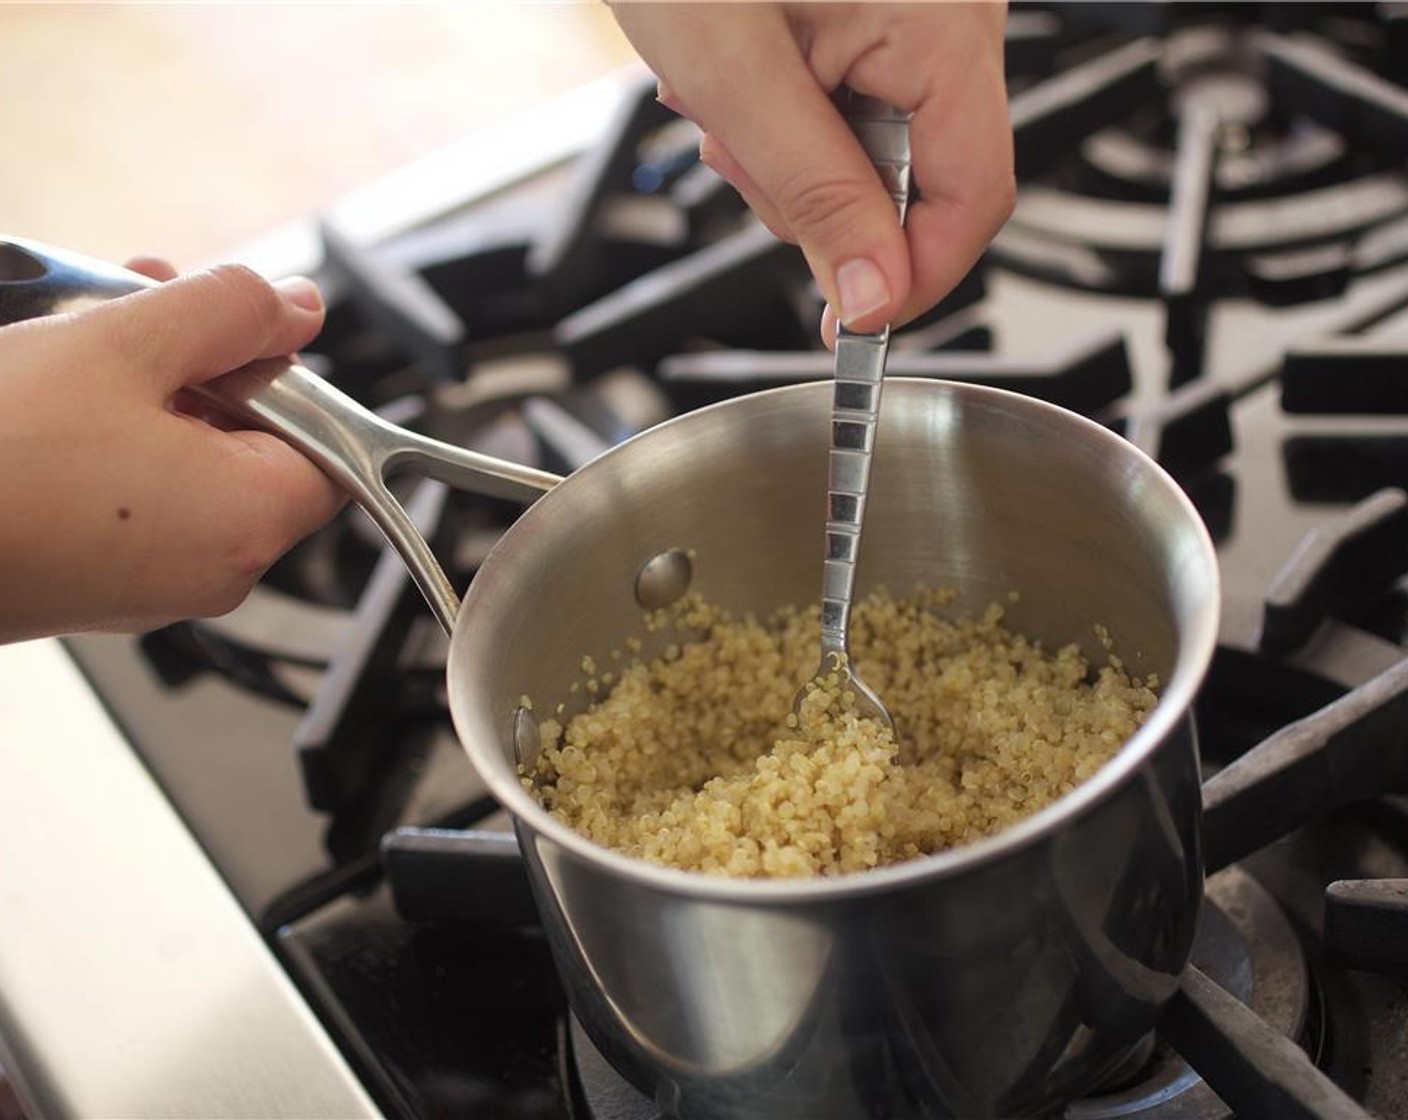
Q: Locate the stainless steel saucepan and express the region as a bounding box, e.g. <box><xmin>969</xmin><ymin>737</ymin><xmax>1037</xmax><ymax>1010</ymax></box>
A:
<box><xmin>0</xmin><ymin>236</ymin><xmax>1220</xmax><ymax>1119</ymax></box>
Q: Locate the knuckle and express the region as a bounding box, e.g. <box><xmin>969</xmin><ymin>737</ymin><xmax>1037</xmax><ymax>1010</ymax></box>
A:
<box><xmin>205</xmin><ymin>261</ymin><xmax>273</xmax><ymax>302</ymax></box>
<box><xmin>202</xmin><ymin>262</ymin><xmax>283</xmax><ymax>339</ymax></box>
<box><xmin>981</xmin><ymin>139</ymin><xmax>1019</xmax><ymax>229</ymax></box>
<box><xmin>195</xmin><ymin>576</ymin><xmax>255</xmax><ymax>621</ymax></box>
<box><xmin>176</xmin><ymin>552</ymin><xmax>261</xmax><ymax>621</ymax></box>
<box><xmin>773</xmin><ymin>171</ymin><xmax>875</xmax><ymax>243</ymax></box>
<box><xmin>988</xmin><ymin>171</ymin><xmax>1018</xmax><ymax>230</ymax></box>
<box><xmin>946</xmin><ymin>162</ymin><xmax>1017</xmax><ymax>241</ymax></box>
<box><xmin>207</xmin><ymin>528</ymin><xmax>283</xmax><ymax>615</ymax></box>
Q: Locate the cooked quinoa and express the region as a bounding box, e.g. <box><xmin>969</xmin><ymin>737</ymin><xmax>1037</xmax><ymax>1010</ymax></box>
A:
<box><xmin>527</xmin><ymin>587</ymin><xmax>1158</xmax><ymax>880</ymax></box>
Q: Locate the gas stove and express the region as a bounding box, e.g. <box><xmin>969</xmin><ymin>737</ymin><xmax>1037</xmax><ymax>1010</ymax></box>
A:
<box><xmin>5</xmin><ymin>4</ymin><xmax>1408</xmax><ymax>1118</ymax></box>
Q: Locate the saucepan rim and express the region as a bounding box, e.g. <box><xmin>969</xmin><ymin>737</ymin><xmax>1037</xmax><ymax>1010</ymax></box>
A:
<box><xmin>447</xmin><ymin>378</ymin><xmax>1221</xmax><ymax>904</ymax></box>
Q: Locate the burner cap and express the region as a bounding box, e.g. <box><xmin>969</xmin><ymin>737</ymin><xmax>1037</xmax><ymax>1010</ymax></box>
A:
<box><xmin>1174</xmin><ymin>70</ymin><xmax>1269</xmax><ymax>132</ymax></box>
<box><xmin>1066</xmin><ymin>866</ymin><xmax>1308</xmax><ymax>1119</ymax></box>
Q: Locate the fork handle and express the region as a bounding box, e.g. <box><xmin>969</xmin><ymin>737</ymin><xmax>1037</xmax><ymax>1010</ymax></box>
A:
<box><xmin>820</xmin><ymin>93</ymin><xmax>913</xmax><ymax>659</ymax></box>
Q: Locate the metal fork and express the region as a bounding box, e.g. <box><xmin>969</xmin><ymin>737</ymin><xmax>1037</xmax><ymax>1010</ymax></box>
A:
<box><xmin>793</xmin><ymin>91</ymin><xmax>912</xmax><ymax>733</ymax></box>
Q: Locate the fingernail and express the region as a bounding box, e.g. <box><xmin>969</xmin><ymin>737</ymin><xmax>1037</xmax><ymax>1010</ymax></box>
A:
<box><xmin>275</xmin><ymin>275</ymin><xmax>323</xmax><ymax>313</ymax></box>
<box><xmin>835</xmin><ymin>258</ymin><xmax>890</xmax><ymax>325</ymax></box>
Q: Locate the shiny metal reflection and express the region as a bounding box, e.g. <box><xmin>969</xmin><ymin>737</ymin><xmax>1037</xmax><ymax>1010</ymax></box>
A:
<box><xmin>634</xmin><ymin>549</ymin><xmax>694</xmax><ymax>611</ymax></box>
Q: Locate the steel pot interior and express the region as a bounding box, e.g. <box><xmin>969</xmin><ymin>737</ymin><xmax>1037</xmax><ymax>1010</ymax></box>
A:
<box><xmin>447</xmin><ymin>377</ymin><xmax>1220</xmax><ymax>898</ymax></box>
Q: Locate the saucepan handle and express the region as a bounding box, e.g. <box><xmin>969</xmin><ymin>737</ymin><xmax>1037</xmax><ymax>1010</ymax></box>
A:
<box><xmin>0</xmin><ymin>235</ymin><xmax>562</xmax><ymax>634</ymax></box>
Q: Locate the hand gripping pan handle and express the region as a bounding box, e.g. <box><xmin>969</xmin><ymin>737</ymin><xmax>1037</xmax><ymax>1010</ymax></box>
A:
<box><xmin>0</xmin><ymin>236</ymin><xmax>561</xmax><ymax>633</ymax></box>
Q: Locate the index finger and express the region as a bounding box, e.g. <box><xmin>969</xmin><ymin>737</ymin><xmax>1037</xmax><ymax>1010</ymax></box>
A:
<box><xmin>841</xmin><ymin>5</ymin><xmax>1015</xmax><ymax>326</ymax></box>
<box><xmin>611</xmin><ymin>3</ymin><xmax>914</xmax><ymax>331</ymax></box>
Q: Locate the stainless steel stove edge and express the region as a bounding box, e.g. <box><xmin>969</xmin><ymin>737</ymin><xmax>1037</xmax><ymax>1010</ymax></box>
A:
<box><xmin>0</xmin><ymin>639</ymin><xmax>381</xmax><ymax>1119</ymax></box>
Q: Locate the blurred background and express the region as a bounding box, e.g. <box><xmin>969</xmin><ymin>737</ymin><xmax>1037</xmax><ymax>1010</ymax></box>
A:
<box><xmin>0</xmin><ymin>3</ymin><xmax>638</xmax><ymax>267</ymax></box>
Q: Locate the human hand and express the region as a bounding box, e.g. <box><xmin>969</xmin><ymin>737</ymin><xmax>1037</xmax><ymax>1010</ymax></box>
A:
<box><xmin>610</xmin><ymin>1</ymin><xmax>1014</xmax><ymax>341</ymax></box>
<box><xmin>0</xmin><ymin>260</ymin><xmax>345</xmax><ymax>643</ymax></box>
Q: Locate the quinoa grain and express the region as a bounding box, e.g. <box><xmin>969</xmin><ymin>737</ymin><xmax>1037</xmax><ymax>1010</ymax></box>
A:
<box><xmin>528</xmin><ymin>588</ymin><xmax>1157</xmax><ymax>880</ymax></box>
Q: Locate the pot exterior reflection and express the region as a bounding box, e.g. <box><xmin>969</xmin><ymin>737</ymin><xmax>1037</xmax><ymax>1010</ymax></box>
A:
<box><xmin>517</xmin><ymin>718</ymin><xmax>1200</xmax><ymax>1119</ymax></box>
<box><xmin>448</xmin><ymin>380</ymin><xmax>1219</xmax><ymax>1119</ymax></box>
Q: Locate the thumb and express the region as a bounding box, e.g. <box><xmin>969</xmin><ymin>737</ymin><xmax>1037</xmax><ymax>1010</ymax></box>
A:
<box><xmin>78</xmin><ymin>263</ymin><xmax>326</xmax><ymax>397</ymax></box>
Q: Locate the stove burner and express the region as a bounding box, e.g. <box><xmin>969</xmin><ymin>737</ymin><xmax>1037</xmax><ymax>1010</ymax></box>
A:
<box><xmin>563</xmin><ymin>868</ymin><xmax>1307</xmax><ymax>1120</ymax></box>
<box><xmin>1175</xmin><ymin>70</ymin><xmax>1269</xmax><ymax>134</ymax></box>
<box><xmin>998</xmin><ymin>25</ymin><xmax>1408</xmax><ymax>301</ymax></box>
<box><xmin>1163</xmin><ymin>25</ymin><xmax>1270</xmax><ymax>134</ymax></box>
<box><xmin>1068</xmin><ymin>868</ymin><xmax>1308</xmax><ymax>1120</ymax></box>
